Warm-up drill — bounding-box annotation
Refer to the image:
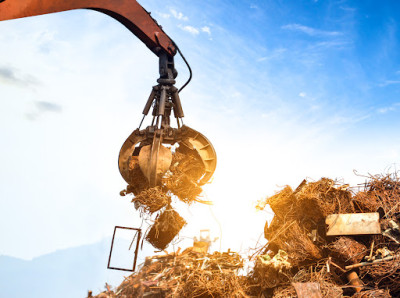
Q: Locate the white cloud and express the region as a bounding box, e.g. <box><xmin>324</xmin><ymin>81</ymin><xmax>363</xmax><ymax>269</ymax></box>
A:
<box><xmin>257</xmin><ymin>48</ymin><xmax>287</xmax><ymax>62</ymax></box>
<box><xmin>299</xmin><ymin>92</ymin><xmax>306</xmax><ymax>97</ymax></box>
<box><xmin>282</xmin><ymin>23</ymin><xmax>342</xmax><ymax>37</ymax></box>
<box><xmin>328</xmin><ymin>114</ymin><xmax>370</xmax><ymax>125</ymax></box>
<box><xmin>170</xmin><ymin>8</ymin><xmax>188</xmax><ymax>21</ymax></box>
<box><xmin>179</xmin><ymin>25</ymin><xmax>199</xmax><ymax>35</ymax></box>
<box><xmin>378</xmin><ymin>107</ymin><xmax>395</xmax><ymax>114</ymax></box>
<box><xmin>201</xmin><ymin>26</ymin><xmax>211</xmax><ymax>35</ymax></box>
<box><xmin>377</xmin><ymin>103</ymin><xmax>400</xmax><ymax>114</ymax></box>
<box><xmin>156</xmin><ymin>12</ymin><xmax>170</xmax><ymax>19</ymax></box>
<box><xmin>339</xmin><ymin>6</ymin><xmax>357</xmax><ymax>12</ymax></box>
<box><xmin>0</xmin><ymin>66</ymin><xmax>39</xmax><ymax>87</ymax></box>
<box><xmin>312</xmin><ymin>40</ymin><xmax>351</xmax><ymax>49</ymax></box>
<box><xmin>25</xmin><ymin>101</ymin><xmax>63</xmax><ymax>121</ymax></box>
<box><xmin>379</xmin><ymin>80</ymin><xmax>400</xmax><ymax>87</ymax></box>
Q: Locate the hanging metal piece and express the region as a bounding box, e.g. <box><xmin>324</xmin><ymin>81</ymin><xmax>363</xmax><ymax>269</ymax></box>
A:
<box><xmin>107</xmin><ymin>226</ymin><xmax>141</xmax><ymax>272</ymax></box>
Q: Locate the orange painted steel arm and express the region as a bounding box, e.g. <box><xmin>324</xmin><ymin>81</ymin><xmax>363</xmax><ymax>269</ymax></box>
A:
<box><xmin>0</xmin><ymin>0</ymin><xmax>176</xmax><ymax>57</ymax></box>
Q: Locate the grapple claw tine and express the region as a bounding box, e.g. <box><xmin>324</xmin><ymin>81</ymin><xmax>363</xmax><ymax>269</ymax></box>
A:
<box><xmin>138</xmin><ymin>133</ymin><xmax>172</xmax><ymax>187</ymax></box>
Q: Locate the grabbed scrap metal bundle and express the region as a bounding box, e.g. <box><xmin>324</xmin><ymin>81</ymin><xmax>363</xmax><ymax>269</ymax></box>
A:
<box><xmin>120</xmin><ymin>149</ymin><xmax>211</xmax><ymax>250</ymax></box>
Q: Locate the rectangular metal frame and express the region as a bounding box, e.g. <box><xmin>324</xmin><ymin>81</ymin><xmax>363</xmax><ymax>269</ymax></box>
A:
<box><xmin>107</xmin><ymin>226</ymin><xmax>141</xmax><ymax>272</ymax></box>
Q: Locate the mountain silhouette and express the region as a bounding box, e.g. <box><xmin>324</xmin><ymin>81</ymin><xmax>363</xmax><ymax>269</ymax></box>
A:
<box><xmin>0</xmin><ymin>237</ymin><xmax>156</xmax><ymax>298</ymax></box>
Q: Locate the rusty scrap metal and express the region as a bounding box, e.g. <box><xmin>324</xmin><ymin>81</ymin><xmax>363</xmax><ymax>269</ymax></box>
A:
<box><xmin>326</xmin><ymin>212</ymin><xmax>381</xmax><ymax>236</ymax></box>
<box><xmin>113</xmin><ymin>249</ymin><xmax>246</xmax><ymax>297</ymax></box>
<box><xmin>292</xmin><ymin>282</ymin><xmax>322</xmax><ymax>298</ymax></box>
<box><xmin>345</xmin><ymin>255</ymin><xmax>397</xmax><ymax>270</ymax></box>
<box><xmin>347</xmin><ymin>271</ymin><xmax>363</xmax><ymax>293</ymax></box>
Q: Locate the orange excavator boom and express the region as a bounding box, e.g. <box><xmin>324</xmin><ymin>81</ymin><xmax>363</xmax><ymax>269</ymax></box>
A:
<box><xmin>0</xmin><ymin>0</ymin><xmax>176</xmax><ymax>57</ymax></box>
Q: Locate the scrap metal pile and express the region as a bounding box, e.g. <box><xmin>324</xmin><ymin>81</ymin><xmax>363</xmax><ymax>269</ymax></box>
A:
<box><xmin>120</xmin><ymin>149</ymin><xmax>209</xmax><ymax>250</ymax></box>
<box><xmin>93</xmin><ymin>249</ymin><xmax>249</xmax><ymax>297</ymax></box>
<box><xmin>251</xmin><ymin>173</ymin><xmax>400</xmax><ymax>297</ymax></box>
<box><xmin>94</xmin><ymin>173</ymin><xmax>400</xmax><ymax>297</ymax></box>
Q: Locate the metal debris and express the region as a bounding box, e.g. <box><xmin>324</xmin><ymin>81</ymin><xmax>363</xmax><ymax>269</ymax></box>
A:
<box><xmin>94</xmin><ymin>172</ymin><xmax>400</xmax><ymax>297</ymax></box>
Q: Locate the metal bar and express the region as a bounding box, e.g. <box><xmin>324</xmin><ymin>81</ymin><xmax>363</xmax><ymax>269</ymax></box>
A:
<box><xmin>345</xmin><ymin>255</ymin><xmax>397</xmax><ymax>270</ymax></box>
<box><xmin>143</xmin><ymin>87</ymin><xmax>157</xmax><ymax>115</ymax></box>
<box><xmin>158</xmin><ymin>86</ymin><xmax>167</xmax><ymax>116</ymax></box>
<box><xmin>138</xmin><ymin>114</ymin><xmax>146</xmax><ymax>129</ymax></box>
<box><xmin>107</xmin><ymin>226</ymin><xmax>117</xmax><ymax>270</ymax></box>
<box><xmin>132</xmin><ymin>229</ymin><xmax>142</xmax><ymax>271</ymax></box>
<box><xmin>172</xmin><ymin>91</ymin><xmax>184</xmax><ymax>118</ymax></box>
<box><xmin>171</xmin><ymin>86</ymin><xmax>184</xmax><ymax>118</ymax></box>
<box><xmin>107</xmin><ymin>266</ymin><xmax>138</xmax><ymax>272</ymax></box>
<box><xmin>326</xmin><ymin>212</ymin><xmax>381</xmax><ymax>236</ymax></box>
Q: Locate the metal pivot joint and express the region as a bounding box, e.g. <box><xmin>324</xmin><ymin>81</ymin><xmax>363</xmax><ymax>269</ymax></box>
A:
<box><xmin>142</xmin><ymin>52</ymin><xmax>184</xmax><ymax>130</ymax></box>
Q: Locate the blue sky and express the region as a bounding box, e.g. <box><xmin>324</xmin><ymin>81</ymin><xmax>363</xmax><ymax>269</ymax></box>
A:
<box><xmin>1</xmin><ymin>0</ymin><xmax>400</xmax><ymax>260</ymax></box>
